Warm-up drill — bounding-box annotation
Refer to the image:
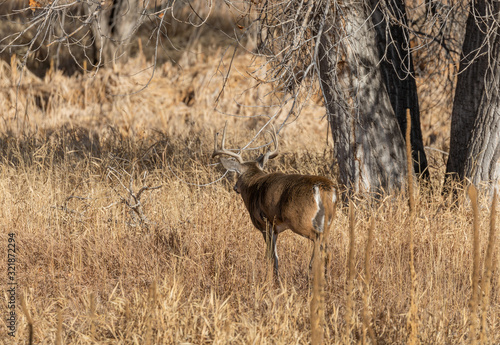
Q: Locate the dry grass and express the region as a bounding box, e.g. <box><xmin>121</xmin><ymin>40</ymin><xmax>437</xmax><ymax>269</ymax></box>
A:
<box><xmin>0</xmin><ymin>36</ymin><xmax>499</xmax><ymax>344</ymax></box>
<box><xmin>310</xmin><ymin>230</ymin><xmax>326</xmax><ymax>345</ymax></box>
<box><xmin>406</xmin><ymin>109</ymin><xmax>418</xmax><ymax>345</ymax></box>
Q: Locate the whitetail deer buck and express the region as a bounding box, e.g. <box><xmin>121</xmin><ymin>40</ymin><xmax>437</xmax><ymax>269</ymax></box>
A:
<box><xmin>212</xmin><ymin>123</ymin><xmax>337</xmax><ymax>278</ymax></box>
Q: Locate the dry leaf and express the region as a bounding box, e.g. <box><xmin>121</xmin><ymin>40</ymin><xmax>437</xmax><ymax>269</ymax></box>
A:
<box><xmin>29</xmin><ymin>0</ymin><xmax>43</xmax><ymax>12</ymax></box>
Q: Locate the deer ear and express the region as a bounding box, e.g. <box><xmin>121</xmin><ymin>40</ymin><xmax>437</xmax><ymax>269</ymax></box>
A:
<box><xmin>255</xmin><ymin>154</ymin><xmax>266</xmax><ymax>169</ymax></box>
<box><xmin>256</xmin><ymin>152</ymin><xmax>274</xmax><ymax>169</ymax></box>
<box><xmin>220</xmin><ymin>157</ymin><xmax>244</xmax><ymax>174</ymax></box>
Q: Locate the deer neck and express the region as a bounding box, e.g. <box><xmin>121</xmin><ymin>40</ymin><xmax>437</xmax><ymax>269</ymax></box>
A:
<box><xmin>238</xmin><ymin>166</ymin><xmax>267</xmax><ymax>203</ymax></box>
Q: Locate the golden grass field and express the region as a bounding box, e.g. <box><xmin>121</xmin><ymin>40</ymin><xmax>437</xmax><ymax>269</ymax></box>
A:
<box><xmin>0</xmin><ymin>19</ymin><xmax>499</xmax><ymax>344</ymax></box>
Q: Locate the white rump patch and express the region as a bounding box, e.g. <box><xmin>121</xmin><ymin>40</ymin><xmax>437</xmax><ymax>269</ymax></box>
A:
<box><xmin>313</xmin><ymin>186</ymin><xmax>321</xmax><ymax>207</ymax></box>
<box><xmin>312</xmin><ymin>186</ymin><xmax>325</xmax><ymax>233</ymax></box>
<box><xmin>328</xmin><ymin>190</ymin><xmax>336</xmax><ymax>226</ymax></box>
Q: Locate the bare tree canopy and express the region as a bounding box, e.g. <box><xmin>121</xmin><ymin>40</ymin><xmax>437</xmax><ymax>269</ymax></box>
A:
<box><xmin>0</xmin><ymin>1</ymin><xmax>219</xmax><ymax>72</ymax></box>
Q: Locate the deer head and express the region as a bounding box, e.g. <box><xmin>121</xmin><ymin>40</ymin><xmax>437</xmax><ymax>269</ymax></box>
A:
<box><xmin>212</xmin><ymin>122</ymin><xmax>279</xmax><ymax>193</ymax></box>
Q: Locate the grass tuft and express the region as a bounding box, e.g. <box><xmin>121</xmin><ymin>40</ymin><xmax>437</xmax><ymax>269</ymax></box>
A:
<box><xmin>362</xmin><ymin>216</ymin><xmax>377</xmax><ymax>345</ymax></box>
<box><xmin>468</xmin><ymin>185</ymin><xmax>480</xmax><ymax>345</ymax></box>
<box><xmin>406</xmin><ymin>109</ymin><xmax>419</xmax><ymax>345</ymax></box>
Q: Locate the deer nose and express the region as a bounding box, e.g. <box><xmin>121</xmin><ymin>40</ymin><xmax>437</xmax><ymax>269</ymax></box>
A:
<box><xmin>233</xmin><ymin>185</ymin><xmax>240</xmax><ymax>194</ymax></box>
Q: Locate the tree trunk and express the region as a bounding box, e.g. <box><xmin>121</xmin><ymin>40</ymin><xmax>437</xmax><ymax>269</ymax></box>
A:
<box><xmin>464</xmin><ymin>92</ymin><xmax>500</xmax><ymax>190</ymax></box>
<box><xmin>370</xmin><ymin>0</ymin><xmax>430</xmax><ymax>180</ymax></box>
<box><xmin>463</xmin><ymin>3</ymin><xmax>500</xmax><ymax>190</ymax></box>
<box><xmin>445</xmin><ymin>0</ymin><xmax>488</xmax><ymax>182</ymax></box>
<box><xmin>446</xmin><ymin>0</ymin><xmax>500</xmax><ymax>192</ymax></box>
<box><xmin>87</xmin><ymin>0</ymin><xmax>143</xmax><ymax>66</ymax></box>
<box><xmin>318</xmin><ymin>1</ymin><xmax>407</xmax><ymax>194</ymax></box>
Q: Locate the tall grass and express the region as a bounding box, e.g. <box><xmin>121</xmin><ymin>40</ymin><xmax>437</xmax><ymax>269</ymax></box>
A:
<box><xmin>479</xmin><ymin>190</ymin><xmax>497</xmax><ymax>343</ymax></box>
<box><xmin>406</xmin><ymin>109</ymin><xmax>419</xmax><ymax>345</ymax></box>
<box><xmin>362</xmin><ymin>217</ymin><xmax>376</xmax><ymax>345</ymax></box>
<box><xmin>344</xmin><ymin>200</ymin><xmax>356</xmax><ymax>343</ymax></box>
<box><xmin>468</xmin><ymin>185</ymin><xmax>480</xmax><ymax>345</ymax></box>
<box><xmin>20</xmin><ymin>295</ymin><xmax>33</xmax><ymax>345</ymax></box>
<box><xmin>311</xmin><ymin>231</ymin><xmax>325</xmax><ymax>345</ymax></box>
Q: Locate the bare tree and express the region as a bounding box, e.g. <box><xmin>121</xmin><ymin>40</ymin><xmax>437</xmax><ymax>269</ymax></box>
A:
<box><xmin>257</xmin><ymin>1</ymin><xmax>415</xmax><ymax>194</ymax></box>
<box><xmin>0</xmin><ymin>0</ymin><xmax>150</xmax><ymax>71</ymax></box>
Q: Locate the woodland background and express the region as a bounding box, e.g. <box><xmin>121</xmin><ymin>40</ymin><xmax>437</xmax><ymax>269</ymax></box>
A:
<box><xmin>0</xmin><ymin>1</ymin><xmax>498</xmax><ymax>344</ymax></box>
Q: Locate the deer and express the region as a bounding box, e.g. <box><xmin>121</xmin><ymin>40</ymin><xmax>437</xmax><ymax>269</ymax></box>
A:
<box><xmin>212</xmin><ymin>123</ymin><xmax>337</xmax><ymax>279</ymax></box>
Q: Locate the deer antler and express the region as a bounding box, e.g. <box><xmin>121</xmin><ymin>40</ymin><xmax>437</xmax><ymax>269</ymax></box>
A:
<box><xmin>264</xmin><ymin>123</ymin><xmax>279</xmax><ymax>160</ymax></box>
<box><xmin>256</xmin><ymin>123</ymin><xmax>279</xmax><ymax>167</ymax></box>
<box><xmin>212</xmin><ymin>122</ymin><xmax>244</xmax><ymax>164</ymax></box>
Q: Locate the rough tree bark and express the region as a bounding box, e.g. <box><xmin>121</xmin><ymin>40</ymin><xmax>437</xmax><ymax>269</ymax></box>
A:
<box><xmin>446</xmin><ymin>0</ymin><xmax>488</xmax><ymax>182</ymax></box>
<box><xmin>87</xmin><ymin>0</ymin><xmax>143</xmax><ymax>66</ymax></box>
<box><xmin>463</xmin><ymin>3</ymin><xmax>500</xmax><ymax>189</ymax></box>
<box><xmin>370</xmin><ymin>0</ymin><xmax>430</xmax><ymax>180</ymax></box>
<box><xmin>318</xmin><ymin>1</ymin><xmax>407</xmax><ymax>194</ymax></box>
<box><xmin>446</xmin><ymin>0</ymin><xmax>500</xmax><ymax>192</ymax></box>
<box><xmin>465</xmin><ymin>88</ymin><xmax>500</xmax><ymax>189</ymax></box>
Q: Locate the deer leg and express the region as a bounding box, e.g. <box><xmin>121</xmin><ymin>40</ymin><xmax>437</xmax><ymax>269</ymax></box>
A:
<box><xmin>313</xmin><ymin>232</ymin><xmax>329</xmax><ymax>278</ymax></box>
<box><xmin>324</xmin><ymin>242</ymin><xmax>330</xmax><ymax>276</ymax></box>
<box><xmin>311</xmin><ymin>185</ymin><xmax>327</xmax><ymax>275</ymax></box>
<box><xmin>262</xmin><ymin>223</ymin><xmax>279</xmax><ymax>279</ymax></box>
<box><xmin>309</xmin><ymin>233</ymin><xmax>323</xmax><ymax>274</ymax></box>
<box><xmin>309</xmin><ymin>244</ymin><xmax>315</xmax><ymax>272</ymax></box>
<box><xmin>271</xmin><ymin>230</ymin><xmax>279</xmax><ymax>278</ymax></box>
